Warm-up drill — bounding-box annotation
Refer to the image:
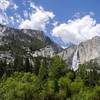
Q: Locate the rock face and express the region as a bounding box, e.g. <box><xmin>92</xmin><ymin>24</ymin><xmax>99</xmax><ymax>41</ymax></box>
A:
<box><xmin>1</xmin><ymin>24</ymin><xmax>100</xmax><ymax>70</ymax></box>
<box><xmin>0</xmin><ymin>24</ymin><xmax>61</xmax><ymax>63</ymax></box>
<box><xmin>78</xmin><ymin>36</ymin><xmax>100</xmax><ymax>64</ymax></box>
<box><xmin>58</xmin><ymin>36</ymin><xmax>100</xmax><ymax>70</ymax></box>
<box><xmin>58</xmin><ymin>46</ymin><xmax>77</xmax><ymax>65</ymax></box>
<box><xmin>32</xmin><ymin>45</ymin><xmax>56</xmax><ymax>58</ymax></box>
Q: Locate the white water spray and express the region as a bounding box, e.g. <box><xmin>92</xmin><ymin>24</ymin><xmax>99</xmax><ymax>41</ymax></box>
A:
<box><xmin>72</xmin><ymin>48</ymin><xmax>79</xmax><ymax>71</ymax></box>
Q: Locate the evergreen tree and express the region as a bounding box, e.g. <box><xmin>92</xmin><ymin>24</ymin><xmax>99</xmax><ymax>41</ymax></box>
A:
<box><xmin>33</xmin><ymin>57</ymin><xmax>41</xmax><ymax>75</ymax></box>
<box><xmin>14</xmin><ymin>56</ymin><xmax>23</xmax><ymax>71</ymax></box>
<box><xmin>58</xmin><ymin>76</ymin><xmax>71</xmax><ymax>99</ymax></box>
<box><xmin>0</xmin><ymin>60</ymin><xmax>7</xmax><ymax>77</ymax></box>
<box><xmin>48</xmin><ymin>56</ymin><xmax>67</xmax><ymax>79</ymax></box>
<box><xmin>24</xmin><ymin>58</ymin><xmax>32</xmax><ymax>72</ymax></box>
<box><xmin>38</xmin><ymin>59</ymin><xmax>48</xmax><ymax>80</ymax></box>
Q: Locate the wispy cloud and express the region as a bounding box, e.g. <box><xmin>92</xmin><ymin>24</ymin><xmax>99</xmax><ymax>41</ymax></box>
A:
<box><xmin>0</xmin><ymin>0</ymin><xmax>19</xmax><ymax>25</ymax></box>
<box><xmin>19</xmin><ymin>3</ymin><xmax>55</xmax><ymax>31</ymax></box>
<box><xmin>0</xmin><ymin>0</ymin><xmax>10</xmax><ymax>10</ymax></box>
<box><xmin>0</xmin><ymin>0</ymin><xmax>55</xmax><ymax>31</ymax></box>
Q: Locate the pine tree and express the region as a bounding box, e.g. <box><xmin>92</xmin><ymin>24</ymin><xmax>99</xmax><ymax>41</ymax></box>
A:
<box><xmin>0</xmin><ymin>60</ymin><xmax>7</xmax><ymax>77</ymax></box>
<box><xmin>24</xmin><ymin>58</ymin><xmax>32</xmax><ymax>72</ymax></box>
<box><xmin>38</xmin><ymin>59</ymin><xmax>48</xmax><ymax>80</ymax></box>
<box><xmin>48</xmin><ymin>56</ymin><xmax>67</xmax><ymax>79</ymax></box>
<box><xmin>14</xmin><ymin>56</ymin><xmax>23</xmax><ymax>71</ymax></box>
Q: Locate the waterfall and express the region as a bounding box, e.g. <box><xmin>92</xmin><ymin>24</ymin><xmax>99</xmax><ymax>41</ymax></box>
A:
<box><xmin>72</xmin><ymin>48</ymin><xmax>79</xmax><ymax>71</ymax></box>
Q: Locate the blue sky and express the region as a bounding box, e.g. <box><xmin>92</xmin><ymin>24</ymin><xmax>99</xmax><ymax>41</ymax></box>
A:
<box><xmin>32</xmin><ymin>0</ymin><xmax>100</xmax><ymax>22</ymax></box>
<box><xmin>0</xmin><ymin>0</ymin><xmax>100</xmax><ymax>47</ymax></box>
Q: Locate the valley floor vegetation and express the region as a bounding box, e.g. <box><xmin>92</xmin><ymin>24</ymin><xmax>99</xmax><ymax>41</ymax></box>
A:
<box><xmin>0</xmin><ymin>56</ymin><xmax>100</xmax><ymax>100</ymax></box>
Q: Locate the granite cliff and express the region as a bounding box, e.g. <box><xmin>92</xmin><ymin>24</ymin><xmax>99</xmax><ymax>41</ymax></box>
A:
<box><xmin>58</xmin><ymin>36</ymin><xmax>100</xmax><ymax>70</ymax></box>
<box><xmin>0</xmin><ymin>24</ymin><xmax>100</xmax><ymax>70</ymax></box>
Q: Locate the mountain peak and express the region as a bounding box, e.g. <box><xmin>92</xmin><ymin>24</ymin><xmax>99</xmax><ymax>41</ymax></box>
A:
<box><xmin>0</xmin><ymin>24</ymin><xmax>62</xmax><ymax>62</ymax></box>
<box><xmin>92</xmin><ymin>36</ymin><xmax>100</xmax><ymax>40</ymax></box>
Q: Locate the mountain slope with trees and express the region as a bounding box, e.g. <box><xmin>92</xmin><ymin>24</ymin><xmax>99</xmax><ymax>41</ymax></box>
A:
<box><xmin>0</xmin><ymin>24</ymin><xmax>100</xmax><ymax>100</ymax></box>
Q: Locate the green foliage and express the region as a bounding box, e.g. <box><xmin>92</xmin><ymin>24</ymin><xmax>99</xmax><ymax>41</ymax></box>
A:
<box><xmin>66</xmin><ymin>70</ymin><xmax>75</xmax><ymax>81</ymax></box>
<box><xmin>0</xmin><ymin>60</ymin><xmax>7</xmax><ymax>77</ymax></box>
<box><xmin>0</xmin><ymin>56</ymin><xmax>100</xmax><ymax>100</ymax></box>
<box><xmin>24</xmin><ymin>58</ymin><xmax>32</xmax><ymax>72</ymax></box>
<box><xmin>78</xmin><ymin>64</ymin><xmax>87</xmax><ymax>80</ymax></box>
<box><xmin>46</xmin><ymin>80</ymin><xmax>56</xmax><ymax>95</ymax></box>
<box><xmin>48</xmin><ymin>56</ymin><xmax>67</xmax><ymax>79</ymax></box>
<box><xmin>14</xmin><ymin>56</ymin><xmax>24</xmax><ymax>71</ymax></box>
<box><xmin>30</xmin><ymin>38</ymin><xmax>46</xmax><ymax>51</ymax></box>
<box><xmin>0</xmin><ymin>72</ymin><xmax>40</xmax><ymax>100</ymax></box>
<box><xmin>58</xmin><ymin>76</ymin><xmax>71</xmax><ymax>99</ymax></box>
<box><xmin>0</xmin><ymin>33</ymin><xmax>46</xmax><ymax>57</ymax></box>
<box><xmin>71</xmin><ymin>76</ymin><xmax>85</xmax><ymax>94</ymax></box>
<box><xmin>38</xmin><ymin>59</ymin><xmax>48</xmax><ymax>80</ymax></box>
<box><xmin>78</xmin><ymin>60</ymin><xmax>100</xmax><ymax>86</ymax></box>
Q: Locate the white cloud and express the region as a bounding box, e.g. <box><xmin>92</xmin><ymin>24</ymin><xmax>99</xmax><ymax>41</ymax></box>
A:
<box><xmin>0</xmin><ymin>0</ymin><xmax>19</xmax><ymax>25</ymax></box>
<box><xmin>52</xmin><ymin>21</ymin><xmax>59</xmax><ymax>27</ymax></box>
<box><xmin>14</xmin><ymin>14</ymin><xmax>24</xmax><ymax>24</ymax></box>
<box><xmin>0</xmin><ymin>1</ymin><xmax>54</xmax><ymax>31</ymax></box>
<box><xmin>12</xmin><ymin>3</ymin><xmax>18</xmax><ymax>10</ymax></box>
<box><xmin>52</xmin><ymin>15</ymin><xmax>100</xmax><ymax>44</ymax></box>
<box><xmin>0</xmin><ymin>0</ymin><xmax>10</xmax><ymax>10</ymax></box>
<box><xmin>0</xmin><ymin>0</ymin><xmax>18</xmax><ymax>11</ymax></box>
<box><xmin>0</xmin><ymin>11</ymin><xmax>8</xmax><ymax>25</ymax></box>
<box><xmin>19</xmin><ymin>3</ymin><xmax>55</xmax><ymax>31</ymax></box>
<box><xmin>9</xmin><ymin>16</ymin><xmax>14</xmax><ymax>25</ymax></box>
<box><xmin>23</xmin><ymin>10</ymin><xmax>29</xmax><ymax>18</ymax></box>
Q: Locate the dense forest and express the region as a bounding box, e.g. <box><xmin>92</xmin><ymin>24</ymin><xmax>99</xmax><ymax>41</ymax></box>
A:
<box><xmin>0</xmin><ymin>56</ymin><xmax>100</xmax><ymax>100</ymax></box>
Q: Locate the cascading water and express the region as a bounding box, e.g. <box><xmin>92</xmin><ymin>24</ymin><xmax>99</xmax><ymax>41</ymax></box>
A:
<box><xmin>72</xmin><ymin>48</ymin><xmax>79</xmax><ymax>71</ymax></box>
